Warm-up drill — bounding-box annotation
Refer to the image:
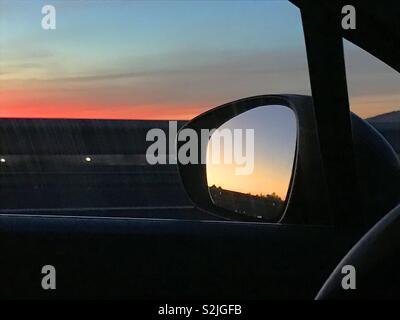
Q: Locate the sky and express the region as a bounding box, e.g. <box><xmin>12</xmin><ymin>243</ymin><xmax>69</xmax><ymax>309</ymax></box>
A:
<box><xmin>206</xmin><ymin>105</ymin><xmax>297</xmax><ymax>199</ymax></box>
<box><xmin>0</xmin><ymin>0</ymin><xmax>311</xmax><ymax>120</ymax></box>
<box><xmin>344</xmin><ymin>40</ymin><xmax>400</xmax><ymax>119</ymax></box>
<box><xmin>0</xmin><ymin>1</ymin><xmax>398</xmax><ymax>120</ymax></box>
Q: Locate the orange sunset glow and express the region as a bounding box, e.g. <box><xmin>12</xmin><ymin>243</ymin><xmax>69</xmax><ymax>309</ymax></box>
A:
<box><xmin>0</xmin><ymin>100</ymin><xmax>205</xmax><ymax>120</ymax></box>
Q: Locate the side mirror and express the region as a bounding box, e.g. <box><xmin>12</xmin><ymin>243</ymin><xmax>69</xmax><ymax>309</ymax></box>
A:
<box><xmin>176</xmin><ymin>95</ymin><xmax>330</xmax><ymax>223</ymax></box>
<box><xmin>177</xmin><ymin>94</ymin><xmax>399</xmax><ymax>225</ymax></box>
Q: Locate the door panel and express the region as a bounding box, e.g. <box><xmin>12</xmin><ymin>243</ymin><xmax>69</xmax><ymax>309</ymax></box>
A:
<box><xmin>0</xmin><ymin>215</ymin><xmax>360</xmax><ymax>299</ymax></box>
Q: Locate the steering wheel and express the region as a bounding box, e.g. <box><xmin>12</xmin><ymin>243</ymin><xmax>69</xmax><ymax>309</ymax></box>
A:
<box><xmin>317</xmin><ymin>203</ymin><xmax>400</xmax><ymax>299</ymax></box>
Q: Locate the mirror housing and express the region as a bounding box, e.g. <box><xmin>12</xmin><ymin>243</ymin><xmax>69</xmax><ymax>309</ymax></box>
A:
<box><xmin>177</xmin><ymin>95</ymin><xmax>331</xmax><ymax>224</ymax></box>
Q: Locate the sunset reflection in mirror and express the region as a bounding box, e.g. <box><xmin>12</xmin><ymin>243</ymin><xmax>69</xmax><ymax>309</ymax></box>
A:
<box><xmin>206</xmin><ymin>105</ymin><xmax>297</xmax><ymax>220</ymax></box>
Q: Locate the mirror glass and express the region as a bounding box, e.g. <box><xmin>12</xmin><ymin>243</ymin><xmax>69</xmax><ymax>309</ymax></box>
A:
<box><xmin>206</xmin><ymin>105</ymin><xmax>297</xmax><ymax>221</ymax></box>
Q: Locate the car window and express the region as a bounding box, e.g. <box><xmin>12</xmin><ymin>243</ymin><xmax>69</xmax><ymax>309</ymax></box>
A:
<box><xmin>0</xmin><ymin>0</ymin><xmax>311</xmax><ymax>219</ymax></box>
<box><xmin>343</xmin><ymin>39</ymin><xmax>400</xmax><ymax>157</ymax></box>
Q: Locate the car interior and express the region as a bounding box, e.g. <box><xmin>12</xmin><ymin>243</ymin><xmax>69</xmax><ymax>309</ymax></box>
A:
<box><xmin>0</xmin><ymin>0</ymin><xmax>399</xmax><ymax>300</ymax></box>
